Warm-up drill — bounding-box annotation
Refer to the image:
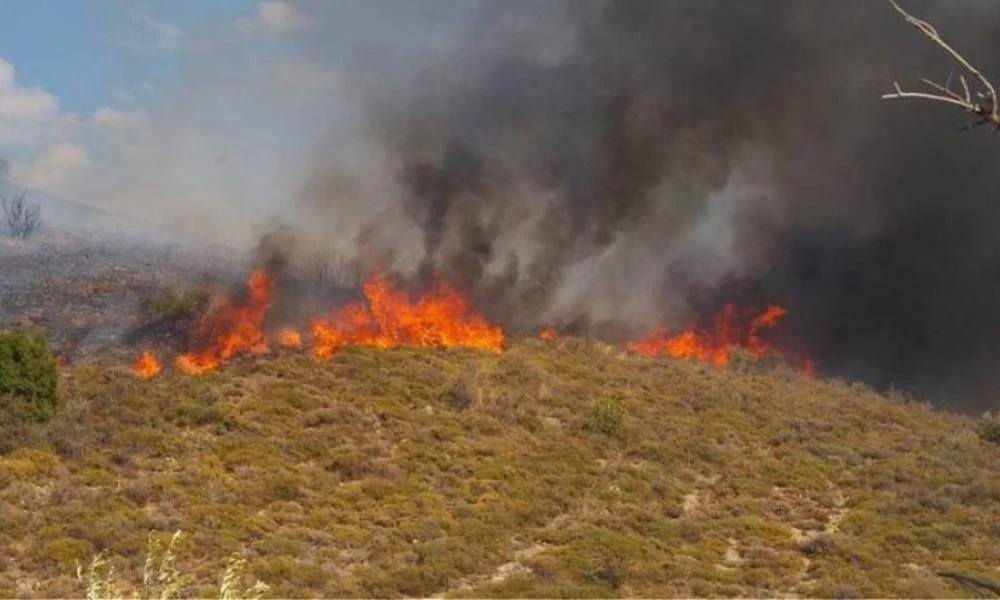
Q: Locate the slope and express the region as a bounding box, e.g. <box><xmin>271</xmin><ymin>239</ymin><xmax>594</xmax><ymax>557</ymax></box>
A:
<box><xmin>0</xmin><ymin>339</ymin><xmax>997</xmax><ymax>598</ymax></box>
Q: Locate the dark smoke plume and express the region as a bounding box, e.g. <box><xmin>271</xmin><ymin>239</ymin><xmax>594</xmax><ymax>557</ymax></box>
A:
<box><xmin>294</xmin><ymin>0</ymin><xmax>1000</xmax><ymax>413</ymax></box>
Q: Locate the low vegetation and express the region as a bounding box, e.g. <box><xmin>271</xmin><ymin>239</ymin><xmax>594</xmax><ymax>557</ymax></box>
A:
<box><xmin>0</xmin><ymin>329</ymin><xmax>59</xmax><ymax>423</ymax></box>
<box><xmin>980</xmin><ymin>411</ymin><xmax>1000</xmax><ymax>444</ymax></box>
<box><xmin>588</xmin><ymin>398</ymin><xmax>626</xmax><ymax>437</ymax></box>
<box><xmin>0</xmin><ymin>338</ymin><xmax>997</xmax><ymax>597</ymax></box>
<box><xmin>76</xmin><ymin>530</ymin><xmax>269</xmax><ymax>600</ymax></box>
<box><xmin>138</xmin><ymin>287</ymin><xmax>210</xmax><ymax>326</ymax></box>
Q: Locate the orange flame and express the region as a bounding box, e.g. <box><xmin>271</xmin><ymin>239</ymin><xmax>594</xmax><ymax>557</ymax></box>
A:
<box><xmin>310</xmin><ymin>271</ymin><xmax>503</xmax><ymax>358</ymax></box>
<box><xmin>175</xmin><ymin>270</ymin><xmax>273</xmax><ymax>374</ymax></box>
<box><xmin>626</xmin><ymin>303</ymin><xmax>799</xmax><ymax>367</ymax></box>
<box><xmin>139</xmin><ymin>266</ymin><xmax>815</xmax><ymax>379</ymax></box>
<box><xmin>132</xmin><ymin>350</ymin><xmax>161</xmax><ymax>378</ymax></box>
<box><xmin>277</xmin><ymin>327</ymin><xmax>302</xmax><ymax>349</ymax></box>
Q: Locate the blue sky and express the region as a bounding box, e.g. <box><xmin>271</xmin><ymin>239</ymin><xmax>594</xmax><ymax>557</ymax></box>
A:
<box><xmin>0</xmin><ymin>1</ymin><xmax>331</xmax><ymax>226</ymax></box>
<box><xmin>0</xmin><ymin>1</ymin><xmax>254</xmax><ymax>116</ymax></box>
<box><xmin>0</xmin><ymin>0</ymin><xmax>477</xmax><ymax>121</ymax></box>
<box><xmin>0</xmin><ymin>0</ymin><xmax>481</xmax><ymax>245</ymax></box>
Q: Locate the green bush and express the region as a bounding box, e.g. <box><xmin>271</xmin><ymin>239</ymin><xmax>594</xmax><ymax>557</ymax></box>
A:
<box><xmin>0</xmin><ymin>329</ymin><xmax>59</xmax><ymax>422</ymax></box>
<box><xmin>139</xmin><ymin>287</ymin><xmax>208</xmax><ymax>324</ymax></box>
<box><xmin>979</xmin><ymin>412</ymin><xmax>1000</xmax><ymax>444</ymax></box>
<box><xmin>588</xmin><ymin>399</ymin><xmax>625</xmax><ymax>437</ymax></box>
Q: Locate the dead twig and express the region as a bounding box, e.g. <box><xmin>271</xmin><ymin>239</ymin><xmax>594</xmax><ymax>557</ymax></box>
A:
<box><xmin>882</xmin><ymin>0</ymin><xmax>1000</xmax><ymax>130</ymax></box>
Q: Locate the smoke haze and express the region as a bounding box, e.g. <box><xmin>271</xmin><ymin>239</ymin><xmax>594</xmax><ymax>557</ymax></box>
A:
<box><xmin>283</xmin><ymin>1</ymin><xmax>1000</xmax><ymax>412</ymax></box>
<box><xmin>52</xmin><ymin>1</ymin><xmax>1000</xmax><ymax>412</ymax></box>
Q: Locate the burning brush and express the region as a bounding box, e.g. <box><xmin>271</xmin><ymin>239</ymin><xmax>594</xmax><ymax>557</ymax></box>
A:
<box><xmin>130</xmin><ymin>268</ymin><xmax>814</xmax><ymax>378</ymax></box>
<box><xmin>626</xmin><ymin>303</ymin><xmax>816</xmax><ymax>375</ymax></box>
<box><xmin>132</xmin><ymin>350</ymin><xmax>161</xmax><ymax>378</ymax></box>
<box><xmin>132</xmin><ymin>268</ymin><xmax>505</xmax><ymax>376</ymax></box>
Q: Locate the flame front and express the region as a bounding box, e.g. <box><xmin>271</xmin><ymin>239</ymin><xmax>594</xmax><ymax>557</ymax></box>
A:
<box><xmin>157</xmin><ymin>269</ymin><xmax>501</xmax><ymax>374</ymax></box>
<box><xmin>133</xmin><ymin>267</ymin><xmax>814</xmax><ymax>378</ymax></box>
<box><xmin>175</xmin><ymin>270</ymin><xmax>273</xmax><ymax>374</ymax></box>
<box><xmin>626</xmin><ymin>303</ymin><xmax>808</xmax><ymax>369</ymax></box>
<box><xmin>310</xmin><ymin>272</ymin><xmax>504</xmax><ymax>358</ymax></box>
<box><xmin>132</xmin><ymin>350</ymin><xmax>161</xmax><ymax>378</ymax></box>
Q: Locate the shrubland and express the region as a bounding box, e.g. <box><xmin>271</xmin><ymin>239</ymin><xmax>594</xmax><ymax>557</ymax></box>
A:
<box><xmin>0</xmin><ymin>337</ymin><xmax>997</xmax><ymax>597</ymax></box>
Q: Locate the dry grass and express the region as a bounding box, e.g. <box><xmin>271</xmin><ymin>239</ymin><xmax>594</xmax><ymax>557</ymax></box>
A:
<box><xmin>0</xmin><ymin>339</ymin><xmax>997</xmax><ymax>597</ymax></box>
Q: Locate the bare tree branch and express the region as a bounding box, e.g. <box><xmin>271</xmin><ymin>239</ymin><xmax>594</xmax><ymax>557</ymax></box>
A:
<box><xmin>1</xmin><ymin>190</ymin><xmax>42</xmax><ymax>239</ymax></box>
<box><xmin>882</xmin><ymin>0</ymin><xmax>1000</xmax><ymax>130</ymax></box>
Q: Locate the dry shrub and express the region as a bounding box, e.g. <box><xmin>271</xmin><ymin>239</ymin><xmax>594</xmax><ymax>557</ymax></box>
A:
<box><xmin>1</xmin><ymin>190</ymin><xmax>41</xmax><ymax>239</ymax></box>
<box><xmin>979</xmin><ymin>412</ymin><xmax>1000</xmax><ymax>444</ymax></box>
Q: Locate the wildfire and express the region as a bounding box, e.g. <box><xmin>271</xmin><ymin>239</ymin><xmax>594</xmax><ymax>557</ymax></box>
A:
<box><xmin>134</xmin><ymin>269</ymin><xmax>502</xmax><ymax>376</ymax></box>
<box><xmin>174</xmin><ymin>269</ymin><xmax>273</xmax><ymax>374</ymax></box>
<box><xmin>128</xmin><ymin>266</ymin><xmax>814</xmax><ymax>379</ymax></box>
<box><xmin>132</xmin><ymin>350</ymin><xmax>161</xmax><ymax>378</ymax></box>
<box><xmin>310</xmin><ymin>271</ymin><xmax>504</xmax><ymax>358</ymax></box>
<box><xmin>277</xmin><ymin>327</ymin><xmax>303</xmax><ymax>349</ymax></box>
<box><xmin>626</xmin><ymin>304</ymin><xmax>811</xmax><ymax>370</ymax></box>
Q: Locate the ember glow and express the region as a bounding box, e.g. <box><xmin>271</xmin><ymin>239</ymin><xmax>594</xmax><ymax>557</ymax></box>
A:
<box><xmin>310</xmin><ymin>272</ymin><xmax>504</xmax><ymax>358</ymax></box>
<box><xmin>539</xmin><ymin>327</ymin><xmax>557</xmax><ymax>341</ymax></box>
<box><xmin>174</xmin><ymin>269</ymin><xmax>273</xmax><ymax>374</ymax></box>
<box><xmin>132</xmin><ymin>350</ymin><xmax>161</xmax><ymax>378</ymax></box>
<box><xmin>626</xmin><ymin>303</ymin><xmax>813</xmax><ymax>373</ymax></box>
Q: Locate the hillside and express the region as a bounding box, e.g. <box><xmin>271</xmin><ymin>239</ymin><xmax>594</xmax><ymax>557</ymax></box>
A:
<box><xmin>0</xmin><ymin>182</ymin><xmax>225</xmax><ymax>249</ymax></box>
<box><xmin>0</xmin><ymin>339</ymin><xmax>997</xmax><ymax>598</ymax></box>
<box><xmin>0</xmin><ymin>186</ymin><xmax>247</xmax><ymax>364</ymax></box>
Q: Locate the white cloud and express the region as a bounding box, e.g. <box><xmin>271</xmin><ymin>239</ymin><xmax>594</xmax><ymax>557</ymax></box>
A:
<box><xmin>236</xmin><ymin>2</ymin><xmax>313</xmax><ymax>34</ymax></box>
<box><xmin>0</xmin><ymin>58</ymin><xmax>87</xmax><ymax>193</ymax></box>
<box><xmin>0</xmin><ymin>58</ymin><xmax>58</xmax><ymax>124</ymax></box>
<box><xmin>92</xmin><ymin>106</ymin><xmax>148</xmax><ymax>129</ymax></box>
<box><xmin>10</xmin><ymin>142</ymin><xmax>91</xmax><ymax>192</ymax></box>
<box><xmin>0</xmin><ymin>57</ymin><xmax>78</xmax><ymax>146</ymax></box>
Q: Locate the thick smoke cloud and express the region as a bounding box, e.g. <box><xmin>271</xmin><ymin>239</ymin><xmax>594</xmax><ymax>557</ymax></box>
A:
<box><xmin>292</xmin><ymin>0</ymin><xmax>1000</xmax><ymax>412</ymax></box>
